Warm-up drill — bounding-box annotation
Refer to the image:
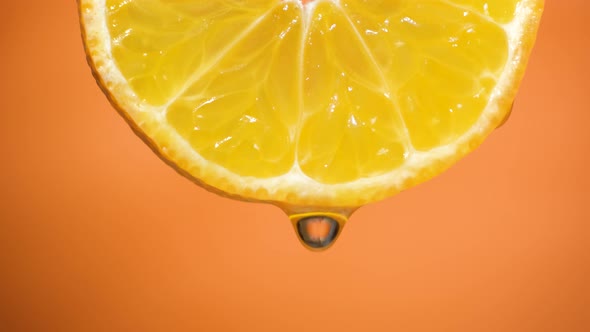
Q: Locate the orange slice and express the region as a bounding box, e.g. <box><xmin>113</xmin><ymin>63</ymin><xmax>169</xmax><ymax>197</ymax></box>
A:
<box><xmin>79</xmin><ymin>0</ymin><xmax>543</xmax><ymax>249</ymax></box>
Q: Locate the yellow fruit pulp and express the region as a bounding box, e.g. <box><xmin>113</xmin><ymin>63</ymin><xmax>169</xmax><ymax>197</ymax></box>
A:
<box><xmin>106</xmin><ymin>0</ymin><xmax>511</xmax><ymax>184</ymax></box>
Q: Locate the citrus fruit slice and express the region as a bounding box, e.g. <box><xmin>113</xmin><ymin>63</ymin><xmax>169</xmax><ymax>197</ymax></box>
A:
<box><xmin>79</xmin><ymin>0</ymin><xmax>543</xmax><ymax>249</ymax></box>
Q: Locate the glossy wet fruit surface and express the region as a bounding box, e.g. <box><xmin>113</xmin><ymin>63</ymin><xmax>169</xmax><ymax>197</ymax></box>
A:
<box><xmin>103</xmin><ymin>0</ymin><xmax>519</xmax><ymax>181</ymax></box>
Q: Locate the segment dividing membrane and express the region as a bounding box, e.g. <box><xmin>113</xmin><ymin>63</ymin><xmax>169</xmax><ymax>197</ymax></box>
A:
<box><xmin>105</xmin><ymin>0</ymin><xmax>512</xmax><ymax>183</ymax></box>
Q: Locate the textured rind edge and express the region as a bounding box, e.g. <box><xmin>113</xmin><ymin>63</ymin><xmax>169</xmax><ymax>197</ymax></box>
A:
<box><xmin>78</xmin><ymin>0</ymin><xmax>544</xmax><ymax>210</ymax></box>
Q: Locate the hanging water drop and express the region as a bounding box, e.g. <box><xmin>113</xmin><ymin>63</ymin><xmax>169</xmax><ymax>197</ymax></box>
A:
<box><xmin>289</xmin><ymin>212</ymin><xmax>348</xmax><ymax>251</ymax></box>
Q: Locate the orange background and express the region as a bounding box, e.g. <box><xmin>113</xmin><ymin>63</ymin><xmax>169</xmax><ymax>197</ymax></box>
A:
<box><xmin>1</xmin><ymin>1</ymin><xmax>588</xmax><ymax>331</ymax></box>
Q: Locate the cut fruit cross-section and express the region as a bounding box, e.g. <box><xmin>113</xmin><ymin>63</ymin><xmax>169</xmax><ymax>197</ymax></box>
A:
<box><xmin>79</xmin><ymin>0</ymin><xmax>544</xmax><ymax>250</ymax></box>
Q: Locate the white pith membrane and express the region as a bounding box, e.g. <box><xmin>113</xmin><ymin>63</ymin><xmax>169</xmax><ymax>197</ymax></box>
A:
<box><xmin>79</xmin><ymin>0</ymin><xmax>542</xmax><ymax>212</ymax></box>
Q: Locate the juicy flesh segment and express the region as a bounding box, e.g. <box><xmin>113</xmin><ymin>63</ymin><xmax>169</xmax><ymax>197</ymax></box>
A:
<box><xmin>106</xmin><ymin>0</ymin><xmax>512</xmax><ymax>184</ymax></box>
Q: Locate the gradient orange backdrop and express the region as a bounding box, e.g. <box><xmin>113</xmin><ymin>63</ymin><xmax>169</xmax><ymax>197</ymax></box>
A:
<box><xmin>1</xmin><ymin>1</ymin><xmax>588</xmax><ymax>331</ymax></box>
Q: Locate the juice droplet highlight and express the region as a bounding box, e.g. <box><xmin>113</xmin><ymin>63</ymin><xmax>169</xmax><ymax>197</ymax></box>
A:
<box><xmin>497</xmin><ymin>101</ymin><xmax>515</xmax><ymax>129</ymax></box>
<box><xmin>289</xmin><ymin>212</ymin><xmax>348</xmax><ymax>251</ymax></box>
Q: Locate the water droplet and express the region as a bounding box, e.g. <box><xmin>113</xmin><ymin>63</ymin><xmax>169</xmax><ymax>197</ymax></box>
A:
<box><xmin>497</xmin><ymin>101</ymin><xmax>514</xmax><ymax>129</ymax></box>
<box><xmin>289</xmin><ymin>213</ymin><xmax>348</xmax><ymax>251</ymax></box>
